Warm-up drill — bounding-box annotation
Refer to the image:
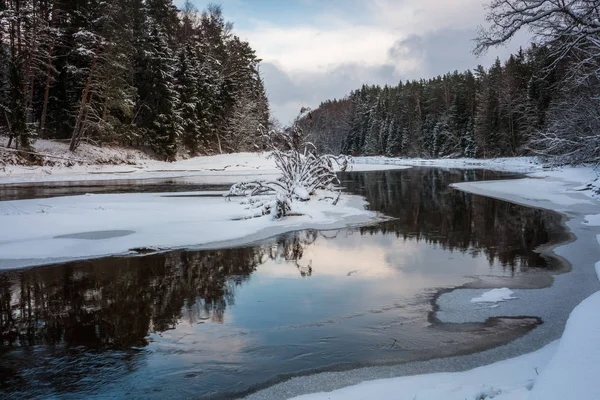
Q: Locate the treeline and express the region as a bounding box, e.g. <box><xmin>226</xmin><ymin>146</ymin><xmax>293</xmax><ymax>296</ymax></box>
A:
<box><xmin>302</xmin><ymin>45</ymin><xmax>557</xmax><ymax>159</ymax></box>
<box><xmin>0</xmin><ymin>0</ymin><xmax>269</xmax><ymax>159</ymax></box>
<box><xmin>305</xmin><ymin>0</ymin><xmax>600</xmax><ymax>165</ymax></box>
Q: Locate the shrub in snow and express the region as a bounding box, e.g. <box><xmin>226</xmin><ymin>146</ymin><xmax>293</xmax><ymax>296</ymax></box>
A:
<box><xmin>474</xmin><ymin>385</ymin><xmax>501</xmax><ymax>399</ymax></box>
<box><xmin>228</xmin><ymin>109</ymin><xmax>351</xmax><ymax>218</ymax></box>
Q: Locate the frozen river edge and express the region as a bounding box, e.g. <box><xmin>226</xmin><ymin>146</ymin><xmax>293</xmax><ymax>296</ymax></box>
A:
<box><xmin>0</xmin><ymin>192</ymin><xmax>390</xmax><ymax>270</ymax></box>
<box><xmin>244</xmin><ymin>161</ymin><xmax>600</xmax><ymax>400</ymax></box>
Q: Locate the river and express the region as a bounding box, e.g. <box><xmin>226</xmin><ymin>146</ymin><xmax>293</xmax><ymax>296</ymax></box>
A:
<box><xmin>0</xmin><ymin>168</ymin><xmax>566</xmax><ymax>399</ymax></box>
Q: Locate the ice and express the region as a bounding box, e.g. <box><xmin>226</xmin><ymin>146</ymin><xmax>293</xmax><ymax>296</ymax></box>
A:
<box><xmin>471</xmin><ymin>288</ymin><xmax>517</xmax><ymax>303</ymax></box>
<box><xmin>583</xmin><ymin>214</ymin><xmax>600</xmax><ymax>226</ymax></box>
<box><xmin>0</xmin><ymin>191</ymin><xmax>380</xmax><ymax>270</ymax></box>
<box><xmin>291</xmin><ymin>341</ymin><xmax>558</xmax><ymax>400</ymax></box>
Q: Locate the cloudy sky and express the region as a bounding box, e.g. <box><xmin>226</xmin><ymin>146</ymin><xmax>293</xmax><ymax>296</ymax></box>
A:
<box><xmin>185</xmin><ymin>0</ymin><xmax>528</xmax><ymax>124</ymax></box>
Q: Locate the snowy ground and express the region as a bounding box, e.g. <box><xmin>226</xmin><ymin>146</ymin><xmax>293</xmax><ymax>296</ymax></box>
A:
<box><xmin>0</xmin><ymin>191</ymin><xmax>383</xmax><ymax>270</ymax></box>
<box><xmin>0</xmin><ymin>141</ymin><xmax>409</xmax><ymax>185</ymax></box>
<box><xmin>354</xmin><ymin>155</ymin><xmax>544</xmax><ymax>173</ymax></box>
<box><xmin>0</xmin><ymin>136</ymin><xmax>150</xmax><ymax>167</ymax></box>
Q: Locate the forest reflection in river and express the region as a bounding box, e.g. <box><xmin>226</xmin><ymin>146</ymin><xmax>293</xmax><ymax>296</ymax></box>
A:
<box><xmin>0</xmin><ymin>168</ymin><xmax>563</xmax><ymax>399</ymax></box>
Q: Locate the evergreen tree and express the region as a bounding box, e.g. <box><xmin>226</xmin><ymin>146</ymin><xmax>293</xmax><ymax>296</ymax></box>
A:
<box><xmin>175</xmin><ymin>45</ymin><xmax>202</xmax><ymax>153</ymax></box>
<box><xmin>141</xmin><ymin>26</ymin><xmax>180</xmax><ymax>159</ymax></box>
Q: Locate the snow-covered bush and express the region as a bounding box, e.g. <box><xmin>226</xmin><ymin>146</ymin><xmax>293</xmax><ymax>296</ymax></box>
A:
<box><xmin>228</xmin><ymin>109</ymin><xmax>351</xmax><ymax>218</ymax></box>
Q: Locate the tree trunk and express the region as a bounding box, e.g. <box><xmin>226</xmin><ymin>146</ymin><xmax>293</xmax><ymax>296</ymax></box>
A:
<box><xmin>70</xmin><ymin>52</ymin><xmax>98</xmax><ymax>152</ymax></box>
<box><xmin>102</xmin><ymin>96</ymin><xmax>108</xmax><ymax>122</ymax></box>
<box><xmin>216</xmin><ymin>132</ymin><xmax>223</xmax><ymax>154</ymax></box>
<box><xmin>39</xmin><ymin>1</ymin><xmax>57</xmax><ymax>137</ymax></box>
<box><xmin>79</xmin><ymin>92</ymin><xmax>94</xmax><ymax>146</ymax></box>
<box><xmin>5</xmin><ymin>111</ymin><xmax>14</xmax><ymax>148</ymax></box>
<box><xmin>23</xmin><ymin>1</ymin><xmax>35</xmax><ymax>122</ymax></box>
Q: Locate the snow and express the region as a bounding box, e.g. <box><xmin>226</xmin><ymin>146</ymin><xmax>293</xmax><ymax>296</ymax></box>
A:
<box><xmin>291</xmin><ymin>341</ymin><xmax>558</xmax><ymax>400</ymax></box>
<box><xmin>453</xmin><ymin>178</ymin><xmax>594</xmax><ymax>209</ymax></box>
<box><xmin>292</xmin><ymin>185</ymin><xmax>310</xmax><ymax>201</ymax></box>
<box><xmin>0</xmin><ymin>191</ymin><xmax>381</xmax><ymax>270</ymax></box>
<box><xmin>528</xmin><ymin>291</ymin><xmax>600</xmax><ymax>400</ymax></box>
<box><xmin>471</xmin><ymin>288</ymin><xmax>517</xmax><ymax>303</ymax></box>
<box><xmin>354</xmin><ymin>156</ymin><xmax>542</xmax><ymax>173</ymax></box>
<box><xmin>583</xmin><ymin>218</ymin><xmax>600</xmax><ymax>279</ymax></box>
<box><xmin>0</xmin><ymin>139</ymin><xmax>409</xmax><ymax>185</ymax></box>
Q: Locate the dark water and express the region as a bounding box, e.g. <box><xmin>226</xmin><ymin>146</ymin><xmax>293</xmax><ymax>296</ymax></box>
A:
<box><xmin>0</xmin><ymin>177</ymin><xmax>231</xmax><ymax>201</ymax></box>
<box><xmin>0</xmin><ymin>168</ymin><xmax>565</xmax><ymax>399</ymax></box>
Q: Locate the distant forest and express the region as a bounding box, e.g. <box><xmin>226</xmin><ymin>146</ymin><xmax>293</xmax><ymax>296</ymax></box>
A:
<box><xmin>302</xmin><ymin>1</ymin><xmax>600</xmax><ymax>165</ymax></box>
<box><xmin>0</xmin><ymin>0</ymin><xmax>269</xmax><ymax>159</ymax></box>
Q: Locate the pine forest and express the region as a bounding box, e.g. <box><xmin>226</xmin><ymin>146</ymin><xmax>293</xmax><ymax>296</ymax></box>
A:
<box><xmin>0</xmin><ymin>0</ymin><xmax>269</xmax><ymax>159</ymax></box>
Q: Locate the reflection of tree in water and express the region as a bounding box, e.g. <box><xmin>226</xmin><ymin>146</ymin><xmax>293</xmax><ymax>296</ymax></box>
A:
<box><xmin>0</xmin><ymin>247</ymin><xmax>264</xmax><ymax>349</ymax></box>
<box><xmin>341</xmin><ymin>168</ymin><xmax>563</xmax><ymax>272</ymax></box>
<box><xmin>269</xmin><ymin>230</ymin><xmax>320</xmax><ymax>277</ymax></box>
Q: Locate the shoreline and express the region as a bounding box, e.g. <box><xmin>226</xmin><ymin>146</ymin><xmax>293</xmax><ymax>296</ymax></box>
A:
<box><xmin>0</xmin><ymin>191</ymin><xmax>387</xmax><ymax>270</ymax></box>
<box><xmin>243</xmin><ymin>169</ymin><xmax>600</xmax><ymax>400</ymax></box>
<box><xmin>0</xmin><ymin>151</ymin><xmax>410</xmax><ymax>186</ymax></box>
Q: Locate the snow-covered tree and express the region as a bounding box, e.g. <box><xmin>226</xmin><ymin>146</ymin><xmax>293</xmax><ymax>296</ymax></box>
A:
<box><xmin>228</xmin><ymin>109</ymin><xmax>351</xmax><ymax>219</ymax></box>
<box><xmin>175</xmin><ymin>44</ymin><xmax>202</xmax><ymax>153</ymax></box>
<box><xmin>476</xmin><ymin>0</ymin><xmax>600</xmax><ymax>164</ymax></box>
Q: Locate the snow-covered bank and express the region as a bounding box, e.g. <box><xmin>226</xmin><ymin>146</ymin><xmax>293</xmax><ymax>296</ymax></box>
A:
<box><xmin>0</xmin><ymin>146</ymin><xmax>410</xmax><ymax>185</ymax></box>
<box><xmin>0</xmin><ymin>148</ymin><xmax>279</xmax><ymax>185</ymax></box>
<box><xmin>529</xmin><ymin>291</ymin><xmax>600</xmax><ymax>400</ymax></box>
<box><xmin>0</xmin><ymin>137</ymin><xmax>150</xmax><ymax>167</ymax></box>
<box><xmin>0</xmin><ymin>191</ymin><xmax>382</xmax><ymax>269</ymax></box>
<box><xmin>292</xmin><ymin>341</ymin><xmax>558</xmax><ymax>400</ymax></box>
<box><xmin>354</xmin><ymin>156</ymin><xmax>542</xmax><ymax>173</ymax></box>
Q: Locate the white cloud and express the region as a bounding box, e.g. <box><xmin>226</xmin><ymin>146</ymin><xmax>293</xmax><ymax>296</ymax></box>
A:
<box><xmin>224</xmin><ymin>0</ymin><xmax>528</xmax><ymax>124</ymax></box>
<box><xmin>367</xmin><ymin>0</ymin><xmax>487</xmax><ymax>34</ymax></box>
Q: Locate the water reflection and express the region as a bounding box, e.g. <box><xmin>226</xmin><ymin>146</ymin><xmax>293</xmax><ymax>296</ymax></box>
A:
<box><xmin>0</xmin><ymin>247</ymin><xmax>262</xmax><ymax>349</ymax></box>
<box><xmin>0</xmin><ymin>178</ymin><xmax>231</xmax><ymax>201</ymax></box>
<box><xmin>0</xmin><ymin>169</ymin><xmax>564</xmax><ymax>399</ymax></box>
<box><xmin>341</xmin><ymin>168</ymin><xmax>563</xmax><ymax>272</ymax></box>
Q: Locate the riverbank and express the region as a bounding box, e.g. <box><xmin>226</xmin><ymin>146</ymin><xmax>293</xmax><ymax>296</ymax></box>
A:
<box><xmin>0</xmin><ymin>191</ymin><xmax>387</xmax><ymax>270</ymax></box>
<box><xmin>245</xmin><ymin>158</ymin><xmax>600</xmax><ymax>400</ymax></box>
<box><xmin>0</xmin><ymin>152</ymin><xmax>412</xmax><ymax>270</ymax></box>
<box><xmin>0</xmin><ymin>141</ymin><xmax>409</xmax><ymax>185</ymax></box>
